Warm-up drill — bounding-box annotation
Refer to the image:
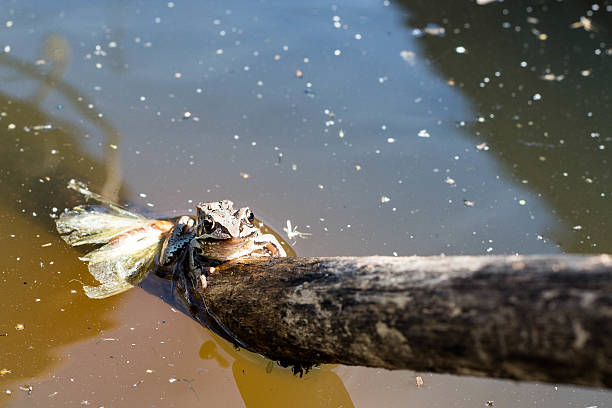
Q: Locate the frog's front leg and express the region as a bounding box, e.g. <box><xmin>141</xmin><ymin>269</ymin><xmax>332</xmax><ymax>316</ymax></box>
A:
<box><xmin>254</xmin><ymin>234</ymin><xmax>287</xmax><ymax>258</ymax></box>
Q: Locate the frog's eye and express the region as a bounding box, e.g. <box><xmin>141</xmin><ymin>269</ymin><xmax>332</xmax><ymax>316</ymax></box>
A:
<box><xmin>246</xmin><ymin>209</ymin><xmax>255</xmax><ymax>222</ymax></box>
<box><xmin>202</xmin><ymin>215</ymin><xmax>215</xmax><ymax>233</ymax></box>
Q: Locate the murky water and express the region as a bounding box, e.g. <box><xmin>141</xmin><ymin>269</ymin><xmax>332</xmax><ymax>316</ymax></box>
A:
<box><xmin>1</xmin><ymin>0</ymin><xmax>611</xmax><ymax>406</ymax></box>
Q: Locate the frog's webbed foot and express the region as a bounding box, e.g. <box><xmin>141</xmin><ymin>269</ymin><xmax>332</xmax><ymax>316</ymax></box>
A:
<box><xmin>253</xmin><ymin>233</ymin><xmax>287</xmax><ymax>258</ymax></box>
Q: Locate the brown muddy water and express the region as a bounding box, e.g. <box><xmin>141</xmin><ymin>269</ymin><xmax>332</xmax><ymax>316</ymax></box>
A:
<box><xmin>1</xmin><ymin>0</ymin><xmax>612</xmax><ymax>406</ymax></box>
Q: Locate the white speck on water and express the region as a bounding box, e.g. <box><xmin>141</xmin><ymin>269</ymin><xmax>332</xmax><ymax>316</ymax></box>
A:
<box><xmin>400</xmin><ymin>50</ymin><xmax>416</xmax><ymax>66</ymax></box>
<box><xmin>139</xmin><ymin>96</ymin><xmax>146</xmax><ymax>101</ymax></box>
<box><xmin>174</xmin><ymin>72</ymin><xmax>182</xmax><ymax>78</ymax></box>
<box><xmin>455</xmin><ymin>46</ymin><xmax>466</xmax><ymax>54</ymax></box>
<box><xmin>354</xmin><ymin>33</ymin><xmax>362</xmax><ymax>40</ymax></box>
<box><xmin>6</xmin><ymin>21</ymin><xmax>13</xmax><ymax>28</ymax></box>
<box><xmin>519</xmin><ymin>199</ymin><xmax>526</xmax><ymax>205</ymax></box>
<box><xmin>167</xmin><ymin>1</ymin><xmax>175</xmax><ymax>8</ymax></box>
<box><xmin>334</xmin><ymin>49</ymin><xmax>341</xmax><ymax>56</ymax></box>
<box><xmin>573</xmin><ymin>225</ymin><xmax>583</xmax><ymax>230</ymax></box>
<box><xmin>387</xmin><ymin>137</ymin><xmax>396</xmax><ymax>143</ymax></box>
<box><xmin>444</xmin><ymin>176</ymin><xmax>455</xmax><ymax>185</ymax></box>
<box><xmin>4</xmin><ymin>45</ymin><xmax>11</xmax><ymax>53</ymax></box>
<box><xmin>169</xmin><ymin>378</ymin><xmax>177</xmax><ymax>383</ymax></box>
<box><xmin>532</xmin><ymin>93</ymin><xmax>542</xmax><ymax>101</ymax></box>
<box><xmin>380</xmin><ymin>196</ymin><xmax>391</xmax><ymax>203</ymax></box>
<box><xmin>417</xmin><ymin>129</ymin><xmax>431</xmax><ymax>138</ymax></box>
<box><xmin>139</xmin><ymin>193</ymin><xmax>147</xmax><ymax>198</ymax></box>
<box><xmin>108</xmin><ymin>41</ymin><xmax>117</xmax><ymax>48</ymax></box>
<box><xmin>146</xmin><ymin>203</ymin><xmax>155</xmax><ymax>207</ymax></box>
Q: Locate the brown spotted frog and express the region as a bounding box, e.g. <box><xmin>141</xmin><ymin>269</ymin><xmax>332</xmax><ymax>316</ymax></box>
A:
<box><xmin>159</xmin><ymin>200</ymin><xmax>286</xmax><ymax>273</ymax></box>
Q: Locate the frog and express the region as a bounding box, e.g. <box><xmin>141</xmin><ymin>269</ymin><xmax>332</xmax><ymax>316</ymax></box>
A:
<box><xmin>56</xmin><ymin>179</ymin><xmax>287</xmax><ymax>299</ymax></box>
<box><xmin>159</xmin><ymin>200</ymin><xmax>286</xmax><ymax>281</ymax></box>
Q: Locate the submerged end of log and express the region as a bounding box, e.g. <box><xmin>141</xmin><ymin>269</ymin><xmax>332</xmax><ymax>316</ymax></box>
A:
<box><xmin>184</xmin><ymin>254</ymin><xmax>612</xmax><ymax>387</ymax></box>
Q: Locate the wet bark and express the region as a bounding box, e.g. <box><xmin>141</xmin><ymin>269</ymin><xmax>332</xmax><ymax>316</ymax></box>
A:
<box><xmin>184</xmin><ymin>254</ymin><xmax>612</xmax><ymax>387</ymax></box>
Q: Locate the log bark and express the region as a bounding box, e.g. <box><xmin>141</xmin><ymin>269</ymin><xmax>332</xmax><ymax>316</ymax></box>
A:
<box><xmin>183</xmin><ymin>254</ymin><xmax>612</xmax><ymax>387</ymax></box>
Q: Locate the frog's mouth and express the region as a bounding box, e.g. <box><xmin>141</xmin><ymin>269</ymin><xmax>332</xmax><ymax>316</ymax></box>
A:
<box><xmin>198</xmin><ymin>235</ymin><xmax>261</xmax><ymax>261</ymax></box>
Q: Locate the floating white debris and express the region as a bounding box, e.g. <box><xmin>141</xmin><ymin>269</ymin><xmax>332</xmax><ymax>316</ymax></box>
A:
<box><xmin>455</xmin><ymin>46</ymin><xmax>467</xmax><ymax>54</ymax></box>
<box><xmin>424</xmin><ymin>24</ymin><xmax>445</xmax><ymax>37</ymax></box>
<box><xmin>570</xmin><ymin>16</ymin><xmax>594</xmax><ymax>32</ymax></box>
<box><xmin>541</xmin><ymin>73</ymin><xmax>565</xmax><ymax>82</ymax></box>
<box><xmin>573</xmin><ymin>225</ymin><xmax>583</xmax><ymax>230</ymax></box>
<box><xmin>284</xmin><ymin>220</ymin><xmax>312</xmax><ymax>241</ymax></box>
<box><xmin>444</xmin><ymin>176</ymin><xmax>455</xmax><ymax>185</ymax></box>
<box><xmin>476</xmin><ymin>0</ymin><xmax>497</xmax><ymax>4</ymax></box>
<box><xmin>519</xmin><ymin>199</ymin><xmax>526</xmax><ymax>205</ymax></box>
<box><xmin>387</xmin><ymin>137</ymin><xmax>396</xmax><ymax>143</ymax></box>
<box><xmin>476</xmin><ymin>142</ymin><xmax>489</xmax><ymax>151</ymax></box>
<box><xmin>400</xmin><ymin>50</ymin><xmax>416</xmax><ymax>66</ymax></box>
<box><xmin>33</xmin><ymin>124</ymin><xmax>53</xmax><ymax>130</ymax></box>
<box><xmin>417</xmin><ymin>129</ymin><xmax>431</xmax><ymax>138</ymax></box>
<box><xmin>532</xmin><ymin>93</ymin><xmax>542</xmax><ymax>101</ymax></box>
<box><xmin>380</xmin><ymin>196</ymin><xmax>391</xmax><ymax>203</ymax></box>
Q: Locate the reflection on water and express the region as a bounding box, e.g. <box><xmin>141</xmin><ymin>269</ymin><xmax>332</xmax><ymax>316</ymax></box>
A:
<box><xmin>0</xmin><ymin>34</ymin><xmax>126</xmax><ymax>398</ymax></box>
<box><xmin>1</xmin><ymin>0</ymin><xmax>612</xmax><ymax>406</ymax></box>
<box><xmin>200</xmin><ymin>335</ymin><xmax>354</xmax><ymax>408</ymax></box>
<box><xmin>397</xmin><ymin>0</ymin><xmax>612</xmax><ymax>253</ymax></box>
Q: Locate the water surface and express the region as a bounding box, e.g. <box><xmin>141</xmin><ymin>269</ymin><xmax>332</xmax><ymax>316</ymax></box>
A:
<box><xmin>1</xmin><ymin>0</ymin><xmax>611</xmax><ymax>406</ymax></box>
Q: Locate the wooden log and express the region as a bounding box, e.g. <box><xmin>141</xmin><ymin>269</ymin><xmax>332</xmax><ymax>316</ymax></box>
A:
<box><xmin>183</xmin><ymin>254</ymin><xmax>612</xmax><ymax>387</ymax></box>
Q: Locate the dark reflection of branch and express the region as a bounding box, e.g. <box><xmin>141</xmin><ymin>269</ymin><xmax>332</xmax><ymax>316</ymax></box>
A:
<box><xmin>395</xmin><ymin>0</ymin><xmax>612</xmax><ymax>253</ymax></box>
<box><xmin>0</xmin><ymin>35</ymin><xmax>129</xmax><ymax>388</ymax></box>
<box><xmin>29</xmin><ymin>34</ymin><xmax>71</xmax><ymax>104</ymax></box>
<box><xmin>0</xmin><ymin>37</ymin><xmax>123</xmax><ymax>201</ymax></box>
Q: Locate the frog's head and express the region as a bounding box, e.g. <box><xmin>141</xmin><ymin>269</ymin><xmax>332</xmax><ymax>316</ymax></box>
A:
<box><xmin>194</xmin><ymin>200</ymin><xmax>263</xmax><ymax>260</ymax></box>
<box><xmin>195</xmin><ymin>200</ymin><xmax>257</xmax><ymax>239</ymax></box>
